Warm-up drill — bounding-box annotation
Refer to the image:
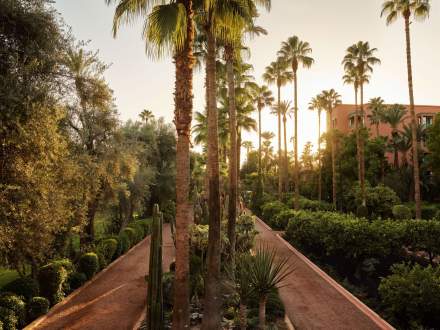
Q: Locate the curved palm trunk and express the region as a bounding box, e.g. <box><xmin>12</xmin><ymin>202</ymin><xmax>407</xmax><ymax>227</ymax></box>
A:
<box><xmin>283</xmin><ymin>115</ymin><xmax>288</xmax><ymax>193</ymax></box>
<box><xmin>317</xmin><ymin>110</ymin><xmax>322</xmax><ymax>201</ymax></box>
<box><xmin>172</xmin><ymin>1</ymin><xmax>194</xmax><ymax>328</ymax></box>
<box><xmin>277</xmin><ymin>84</ymin><xmax>282</xmax><ymax>198</ymax></box>
<box><xmin>226</xmin><ymin>45</ymin><xmax>237</xmax><ymax>272</ymax></box>
<box><xmin>359</xmin><ymin>84</ymin><xmax>366</xmax><ymax>207</ymax></box>
<box><xmin>404</xmin><ymin>15</ymin><xmax>422</xmax><ymax>219</ymax></box>
<box><xmin>202</xmin><ymin>29</ymin><xmax>222</xmax><ymax>330</ymax></box>
<box><xmin>258</xmin><ymin>295</ymin><xmax>267</xmax><ymax>330</ymax></box>
<box><xmin>293</xmin><ymin>72</ymin><xmax>300</xmax><ymax>210</ymax></box>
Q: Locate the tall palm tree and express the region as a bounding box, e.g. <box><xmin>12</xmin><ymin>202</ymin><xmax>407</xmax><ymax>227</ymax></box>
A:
<box><xmin>308</xmin><ymin>96</ymin><xmax>324</xmax><ymax>201</ymax></box>
<box><xmin>382</xmin><ymin>104</ymin><xmax>408</xmax><ymax>167</ymax></box>
<box><xmin>381</xmin><ymin>0</ymin><xmax>430</xmax><ymax>219</ymax></box>
<box><xmin>106</xmin><ymin>0</ymin><xmax>195</xmax><ymax>327</ymax></box>
<box><xmin>139</xmin><ymin>109</ymin><xmax>154</xmax><ymax>124</ymax></box>
<box><xmin>242</xmin><ymin>141</ymin><xmax>254</xmax><ymax>159</ymax></box>
<box><xmin>275</xmin><ymin>100</ymin><xmax>293</xmax><ymax>193</ymax></box>
<box><xmin>368</xmin><ymin>97</ymin><xmax>386</xmax><ymax>137</ymax></box>
<box><xmin>251</xmin><ymin>84</ymin><xmax>274</xmax><ymax>193</ymax></box>
<box><xmin>342</xmin><ymin>41</ymin><xmax>380</xmax><ymax>208</ymax></box>
<box><xmin>278</xmin><ymin>36</ymin><xmax>314</xmax><ymax>210</ymax></box>
<box><xmin>321</xmin><ymin>89</ymin><xmax>342</xmax><ymax>209</ymax></box>
<box><xmin>263</xmin><ymin>58</ymin><xmax>293</xmax><ymax>198</ymax></box>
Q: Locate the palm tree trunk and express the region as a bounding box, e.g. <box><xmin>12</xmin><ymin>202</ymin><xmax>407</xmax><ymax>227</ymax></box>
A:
<box><xmin>172</xmin><ymin>1</ymin><xmax>194</xmax><ymax>328</ymax></box>
<box><xmin>277</xmin><ymin>84</ymin><xmax>282</xmax><ymax>198</ymax></box>
<box><xmin>331</xmin><ymin>122</ymin><xmax>337</xmax><ymax>209</ymax></box>
<box><xmin>359</xmin><ymin>84</ymin><xmax>366</xmax><ymax>207</ymax></box>
<box><xmin>293</xmin><ymin>72</ymin><xmax>300</xmax><ymax>210</ymax></box>
<box><xmin>239</xmin><ymin>302</ymin><xmax>247</xmax><ymax>330</ymax></box>
<box><xmin>404</xmin><ymin>15</ymin><xmax>422</xmax><ymax>219</ymax></box>
<box><xmin>237</xmin><ymin>129</ymin><xmax>242</xmax><ymax>200</ymax></box>
<box><xmin>258</xmin><ymin>105</ymin><xmax>262</xmax><ymax>182</ymax></box>
<box><xmin>202</xmin><ymin>29</ymin><xmax>222</xmax><ymax>330</ymax></box>
<box><xmin>258</xmin><ymin>295</ymin><xmax>267</xmax><ymax>330</ymax></box>
<box><xmin>318</xmin><ymin>110</ymin><xmax>322</xmax><ymax>201</ymax></box>
<box><xmin>283</xmin><ymin>116</ymin><xmax>288</xmax><ymax>193</ymax></box>
<box><xmin>226</xmin><ymin>45</ymin><xmax>237</xmax><ymax>273</ymax></box>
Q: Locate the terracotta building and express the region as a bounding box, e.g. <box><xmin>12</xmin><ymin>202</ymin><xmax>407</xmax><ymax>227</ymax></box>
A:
<box><xmin>327</xmin><ymin>104</ymin><xmax>440</xmax><ymax>164</ymax></box>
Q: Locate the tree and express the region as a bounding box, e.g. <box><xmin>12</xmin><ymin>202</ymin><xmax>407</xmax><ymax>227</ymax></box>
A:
<box><xmin>426</xmin><ymin>114</ymin><xmax>440</xmax><ymax>178</ymax></box>
<box><xmin>381</xmin><ymin>0</ymin><xmax>430</xmax><ymax>219</ymax></box>
<box><xmin>107</xmin><ymin>0</ymin><xmax>196</xmax><ymax>326</ymax></box>
<box><xmin>320</xmin><ymin>89</ymin><xmax>342</xmax><ymax>209</ymax></box>
<box><xmin>278</xmin><ymin>36</ymin><xmax>314</xmax><ymax>210</ymax></box>
<box><xmin>308</xmin><ymin>96</ymin><xmax>324</xmax><ymax>200</ymax></box>
<box><xmin>242</xmin><ymin>141</ymin><xmax>254</xmax><ymax>160</ymax></box>
<box><xmin>263</xmin><ymin>58</ymin><xmax>293</xmax><ymax>198</ymax></box>
<box><xmin>342</xmin><ymin>41</ymin><xmax>380</xmax><ymax>208</ymax></box>
<box><xmin>139</xmin><ymin>109</ymin><xmax>154</xmax><ymax>124</ymax></box>
<box><xmin>368</xmin><ymin>97</ymin><xmax>386</xmax><ymax>137</ymax></box>
<box><xmin>381</xmin><ymin>104</ymin><xmax>407</xmax><ymax>167</ymax></box>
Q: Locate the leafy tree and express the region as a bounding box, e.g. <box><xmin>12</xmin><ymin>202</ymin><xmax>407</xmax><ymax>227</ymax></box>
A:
<box><xmin>367</xmin><ymin>97</ymin><xmax>386</xmax><ymax>137</ymax></box>
<box><xmin>308</xmin><ymin>96</ymin><xmax>324</xmax><ymax>200</ymax></box>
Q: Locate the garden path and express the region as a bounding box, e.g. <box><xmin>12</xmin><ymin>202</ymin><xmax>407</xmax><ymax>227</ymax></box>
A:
<box><xmin>26</xmin><ymin>224</ymin><xmax>174</xmax><ymax>330</ymax></box>
<box><xmin>254</xmin><ymin>217</ymin><xmax>393</xmax><ymax>330</ymax></box>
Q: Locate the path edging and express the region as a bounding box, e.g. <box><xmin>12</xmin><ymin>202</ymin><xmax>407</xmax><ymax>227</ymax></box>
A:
<box><xmin>25</xmin><ymin>236</ymin><xmax>150</xmax><ymax>329</ymax></box>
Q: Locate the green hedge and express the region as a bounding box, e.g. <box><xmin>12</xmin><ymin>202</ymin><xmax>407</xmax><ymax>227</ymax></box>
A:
<box><xmin>27</xmin><ymin>297</ymin><xmax>50</xmax><ymax>322</ymax></box>
<box><xmin>78</xmin><ymin>253</ymin><xmax>99</xmax><ymax>280</ymax></box>
<box><xmin>0</xmin><ymin>294</ymin><xmax>25</xmax><ymax>328</ymax></box>
<box><xmin>97</xmin><ymin>238</ymin><xmax>118</xmax><ymax>267</ymax></box>
<box><xmin>0</xmin><ymin>306</ymin><xmax>17</xmax><ymax>330</ymax></box>
<box><xmin>260</xmin><ymin>201</ymin><xmax>288</xmax><ymax>228</ymax></box>
<box><xmin>68</xmin><ymin>272</ymin><xmax>87</xmax><ymax>291</ymax></box>
<box><xmin>379</xmin><ymin>263</ymin><xmax>440</xmax><ymax>329</ymax></box>
<box><xmin>1</xmin><ymin>277</ymin><xmax>38</xmax><ymax>302</ymax></box>
<box><xmin>38</xmin><ymin>262</ymin><xmax>68</xmax><ymax>305</ymax></box>
<box><xmin>392</xmin><ymin>204</ymin><xmax>412</xmax><ymax>220</ymax></box>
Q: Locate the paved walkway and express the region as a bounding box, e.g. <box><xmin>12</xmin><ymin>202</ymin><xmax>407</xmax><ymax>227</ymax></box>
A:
<box><xmin>255</xmin><ymin>218</ymin><xmax>393</xmax><ymax>330</ymax></box>
<box><xmin>27</xmin><ymin>224</ymin><xmax>174</xmax><ymax>330</ymax></box>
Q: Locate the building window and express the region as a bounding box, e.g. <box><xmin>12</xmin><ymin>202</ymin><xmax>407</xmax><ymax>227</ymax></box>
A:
<box><xmin>332</xmin><ymin>118</ymin><xmax>337</xmax><ymax>128</ymax></box>
<box><xmin>349</xmin><ymin>117</ymin><xmax>355</xmax><ymax>128</ymax></box>
<box><xmin>419</xmin><ymin>115</ymin><xmax>434</xmax><ymax>127</ymax></box>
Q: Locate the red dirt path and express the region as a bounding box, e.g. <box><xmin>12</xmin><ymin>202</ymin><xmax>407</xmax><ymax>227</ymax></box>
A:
<box><xmin>255</xmin><ymin>218</ymin><xmax>393</xmax><ymax>330</ymax></box>
<box><xmin>27</xmin><ymin>224</ymin><xmax>174</xmax><ymax>330</ymax></box>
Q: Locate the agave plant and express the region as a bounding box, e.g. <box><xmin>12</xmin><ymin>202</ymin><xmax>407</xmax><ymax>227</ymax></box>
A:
<box><xmin>250</xmin><ymin>246</ymin><xmax>293</xmax><ymax>329</ymax></box>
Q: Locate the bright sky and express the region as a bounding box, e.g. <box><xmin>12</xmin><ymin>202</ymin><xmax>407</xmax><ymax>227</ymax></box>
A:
<box><xmin>54</xmin><ymin>0</ymin><xmax>439</xmax><ymax>156</ymax></box>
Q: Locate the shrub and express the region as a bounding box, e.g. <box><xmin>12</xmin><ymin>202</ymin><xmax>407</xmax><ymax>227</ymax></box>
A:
<box><xmin>161</xmin><ymin>200</ymin><xmax>175</xmax><ymax>223</ymax></box>
<box><xmin>272</xmin><ymin>209</ymin><xmax>296</xmax><ymax>230</ymax></box>
<box><xmin>27</xmin><ymin>297</ymin><xmax>49</xmax><ymax>321</ymax></box>
<box><xmin>68</xmin><ymin>272</ymin><xmax>87</xmax><ymax>291</ymax></box>
<box><xmin>421</xmin><ymin>205</ymin><xmax>439</xmax><ymax>220</ymax></box>
<box><xmin>38</xmin><ymin>263</ymin><xmax>68</xmax><ymax>305</ymax></box>
<box><xmin>235</xmin><ymin>214</ymin><xmax>257</xmax><ymax>252</ymax></box>
<box><xmin>261</xmin><ymin>201</ymin><xmax>287</xmax><ymax>227</ymax></box>
<box><xmin>78</xmin><ymin>253</ymin><xmax>99</xmax><ymax>280</ymax></box>
<box><xmin>379</xmin><ymin>263</ymin><xmax>440</xmax><ymax>329</ymax></box>
<box><xmin>404</xmin><ymin>220</ymin><xmax>440</xmax><ymax>263</ymax></box>
<box><xmin>1</xmin><ymin>277</ymin><xmax>38</xmax><ymax>301</ymax></box>
<box><xmin>121</xmin><ymin>227</ymin><xmax>137</xmax><ymax>247</ymax></box>
<box><xmin>0</xmin><ymin>307</ymin><xmax>17</xmax><ymax>330</ymax></box>
<box><xmin>126</xmin><ymin>223</ymin><xmax>144</xmax><ymax>243</ymax></box>
<box><xmin>116</xmin><ymin>232</ymin><xmax>131</xmax><ymax>256</ymax></box>
<box><xmin>97</xmin><ymin>238</ymin><xmax>118</xmax><ymax>267</ymax></box>
<box><xmin>392</xmin><ymin>204</ymin><xmax>412</xmax><ymax>220</ymax></box>
<box><xmin>136</xmin><ymin>219</ymin><xmax>151</xmax><ymax>237</ymax></box>
<box><xmin>51</xmin><ymin>259</ymin><xmax>73</xmax><ymax>274</ymax></box>
<box><xmin>0</xmin><ymin>294</ymin><xmax>25</xmax><ymax>327</ymax></box>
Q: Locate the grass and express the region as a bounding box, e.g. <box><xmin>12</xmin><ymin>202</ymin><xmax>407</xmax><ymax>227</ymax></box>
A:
<box><xmin>0</xmin><ymin>267</ymin><xmax>20</xmax><ymax>290</ymax></box>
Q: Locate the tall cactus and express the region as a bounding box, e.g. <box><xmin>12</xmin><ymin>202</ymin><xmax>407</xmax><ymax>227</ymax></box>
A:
<box><xmin>147</xmin><ymin>204</ymin><xmax>163</xmax><ymax>329</ymax></box>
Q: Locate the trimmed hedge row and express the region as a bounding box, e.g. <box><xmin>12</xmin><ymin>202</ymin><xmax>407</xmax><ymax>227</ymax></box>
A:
<box><xmin>0</xmin><ymin>218</ymin><xmax>152</xmax><ymax>329</ymax></box>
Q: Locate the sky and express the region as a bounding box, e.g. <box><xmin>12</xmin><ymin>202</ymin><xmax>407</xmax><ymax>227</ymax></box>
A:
<box><xmin>53</xmin><ymin>0</ymin><xmax>440</xmax><ymax>156</ymax></box>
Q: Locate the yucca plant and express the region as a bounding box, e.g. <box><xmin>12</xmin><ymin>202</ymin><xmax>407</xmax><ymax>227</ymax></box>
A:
<box><xmin>250</xmin><ymin>246</ymin><xmax>293</xmax><ymax>330</ymax></box>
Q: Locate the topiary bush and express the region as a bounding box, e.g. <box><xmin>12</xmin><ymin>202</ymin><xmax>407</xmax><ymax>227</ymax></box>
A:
<box><xmin>67</xmin><ymin>272</ymin><xmax>87</xmax><ymax>291</ymax></box>
<box><xmin>116</xmin><ymin>232</ymin><xmax>131</xmax><ymax>256</ymax></box>
<box><xmin>38</xmin><ymin>262</ymin><xmax>68</xmax><ymax>305</ymax></box>
<box><xmin>392</xmin><ymin>204</ymin><xmax>412</xmax><ymax>220</ymax></box>
<box><xmin>379</xmin><ymin>263</ymin><xmax>440</xmax><ymax>329</ymax></box>
<box><xmin>121</xmin><ymin>227</ymin><xmax>137</xmax><ymax>247</ymax></box>
<box><xmin>1</xmin><ymin>277</ymin><xmax>38</xmax><ymax>302</ymax></box>
<box><xmin>126</xmin><ymin>223</ymin><xmax>144</xmax><ymax>243</ymax></box>
<box><xmin>260</xmin><ymin>201</ymin><xmax>288</xmax><ymax>228</ymax></box>
<box><xmin>0</xmin><ymin>294</ymin><xmax>25</xmax><ymax>327</ymax></box>
<box><xmin>136</xmin><ymin>219</ymin><xmax>151</xmax><ymax>237</ymax></box>
<box><xmin>78</xmin><ymin>253</ymin><xmax>99</xmax><ymax>280</ymax></box>
<box><xmin>27</xmin><ymin>297</ymin><xmax>49</xmax><ymax>322</ymax></box>
<box><xmin>97</xmin><ymin>238</ymin><xmax>118</xmax><ymax>266</ymax></box>
<box><xmin>272</xmin><ymin>209</ymin><xmax>296</xmax><ymax>230</ymax></box>
<box><xmin>0</xmin><ymin>307</ymin><xmax>17</xmax><ymax>330</ymax></box>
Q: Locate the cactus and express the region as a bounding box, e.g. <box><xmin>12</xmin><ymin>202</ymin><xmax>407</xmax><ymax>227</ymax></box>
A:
<box><xmin>147</xmin><ymin>204</ymin><xmax>163</xmax><ymax>329</ymax></box>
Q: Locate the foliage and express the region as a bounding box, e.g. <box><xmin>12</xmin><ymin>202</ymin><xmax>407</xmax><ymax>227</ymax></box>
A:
<box><xmin>116</xmin><ymin>232</ymin><xmax>131</xmax><ymax>256</ymax></box>
<box><xmin>0</xmin><ymin>306</ymin><xmax>17</xmax><ymax>330</ymax></box>
<box><xmin>68</xmin><ymin>272</ymin><xmax>87</xmax><ymax>291</ymax></box>
<box><xmin>27</xmin><ymin>297</ymin><xmax>50</xmax><ymax>322</ymax></box>
<box><xmin>96</xmin><ymin>238</ymin><xmax>118</xmax><ymax>267</ymax></box>
<box><xmin>260</xmin><ymin>201</ymin><xmax>288</xmax><ymax>227</ymax></box>
<box><xmin>0</xmin><ymin>294</ymin><xmax>25</xmax><ymax>327</ymax></box>
<box><xmin>78</xmin><ymin>253</ymin><xmax>99</xmax><ymax>280</ymax></box>
<box><xmin>272</xmin><ymin>209</ymin><xmax>296</xmax><ymax>230</ymax></box>
<box><xmin>1</xmin><ymin>277</ymin><xmax>38</xmax><ymax>302</ymax></box>
<box><xmin>38</xmin><ymin>262</ymin><xmax>68</xmax><ymax>305</ymax></box>
<box><xmin>235</xmin><ymin>214</ymin><xmax>257</xmax><ymax>253</ymax></box>
<box><xmin>392</xmin><ymin>205</ymin><xmax>412</xmax><ymax>220</ymax></box>
<box><xmin>379</xmin><ymin>263</ymin><xmax>440</xmax><ymax>329</ymax></box>
<box><xmin>427</xmin><ymin>114</ymin><xmax>440</xmax><ymax>179</ymax></box>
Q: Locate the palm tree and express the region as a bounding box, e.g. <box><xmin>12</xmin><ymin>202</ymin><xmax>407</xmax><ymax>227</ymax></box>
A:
<box><xmin>250</xmin><ymin>246</ymin><xmax>292</xmax><ymax>330</ymax></box>
<box><xmin>251</xmin><ymin>84</ymin><xmax>274</xmax><ymax>191</ymax></box>
<box><xmin>308</xmin><ymin>96</ymin><xmax>324</xmax><ymax>201</ymax></box>
<box><xmin>278</xmin><ymin>36</ymin><xmax>314</xmax><ymax>210</ymax></box>
<box><xmin>275</xmin><ymin>101</ymin><xmax>293</xmax><ymax>193</ymax></box>
<box><xmin>321</xmin><ymin>89</ymin><xmax>342</xmax><ymax>209</ymax></box>
<box><xmin>381</xmin><ymin>104</ymin><xmax>407</xmax><ymax>167</ymax></box>
<box><xmin>368</xmin><ymin>97</ymin><xmax>386</xmax><ymax>137</ymax></box>
<box><xmin>139</xmin><ymin>109</ymin><xmax>154</xmax><ymax>124</ymax></box>
<box><xmin>107</xmin><ymin>0</ymin><xmax>195</xmax><ymax>327</ymax></box>
<box><xmin>242</xmin><ymin>141</ymin><xmax>254</xmax><ymax>160</ymax></box>
<box><xmin>263</xmin><ymin>58</ymin><xmax>293</xmax><ymax>198</ymax></box>
<box><xmin>342</xmin><ymin>41</ymin><xmax>380</xmax><ymax>208</ymax></box>
<box><xmin>381</xmin><ymin>0</ymin><xmax>430</xmax><ymax>219</ymax></box>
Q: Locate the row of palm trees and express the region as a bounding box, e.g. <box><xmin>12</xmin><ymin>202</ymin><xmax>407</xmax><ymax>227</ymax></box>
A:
<box><xmin>104</xmin><ymin>0</ymin><xmax>430</xmax><ymax>328</ymax></box>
